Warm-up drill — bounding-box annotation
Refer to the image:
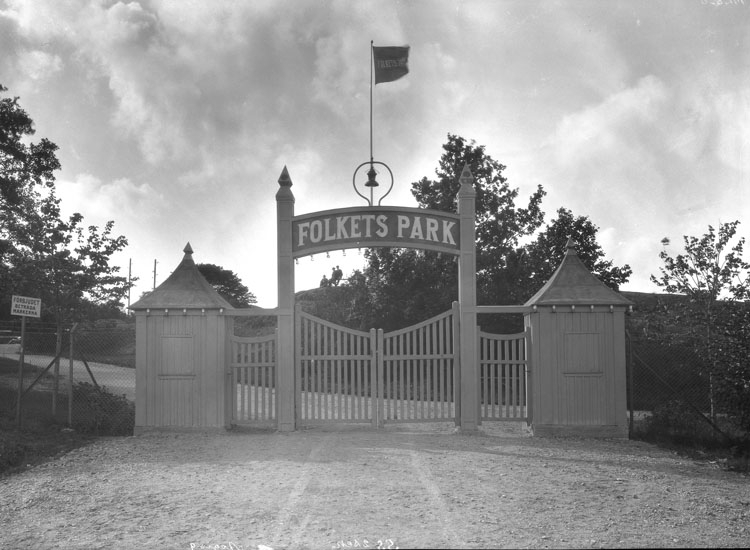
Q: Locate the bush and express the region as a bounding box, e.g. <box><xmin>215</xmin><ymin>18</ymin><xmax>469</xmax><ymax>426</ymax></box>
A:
<box><xmin>0</xmin><ymin>432</ymin><xmax>26</xmax><ymax>472</ymax></box>
<box><xmin>640</xmin><ymin>400</ymin><xmax>722</xmax><ymax>448</ymax></box>
<box><xmin>72</xmin><ymin>382</ymin><xmax>134</xmax><ymax>436</ymax></box>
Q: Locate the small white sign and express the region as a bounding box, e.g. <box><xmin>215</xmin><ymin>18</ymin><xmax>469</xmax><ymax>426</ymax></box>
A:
<box><xmin>11</xmin><ymin>295</ymin><xmax>42</xmax><ymax>318</ymax></box>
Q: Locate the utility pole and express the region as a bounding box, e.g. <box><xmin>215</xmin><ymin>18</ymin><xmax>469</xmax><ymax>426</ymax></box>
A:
<box><xmin>153</xmin><ymin>259</ymin><xmax>157</xmax><ymax>290</ymax></box>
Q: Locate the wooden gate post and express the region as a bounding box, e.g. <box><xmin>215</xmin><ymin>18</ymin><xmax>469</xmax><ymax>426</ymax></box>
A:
<box><xmin>457</xmin><ymin>165</ymin><xmax>479</xmax><ymax>431</ymax></box>
<box><xmin>276</xmin><ymin>166</ymin><xmax>296</xmax><ymax>431</ymax></box>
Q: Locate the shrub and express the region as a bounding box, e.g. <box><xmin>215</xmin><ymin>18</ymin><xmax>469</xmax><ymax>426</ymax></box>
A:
<box><xmin>0</xmin><ymin>432</ymin><xmax>26</xmax><ymax>472</ymax></box>
<box><xmin>72</xmin><ymin>382</ymin><xmax>134</xmax><ymax>436</ymax></box>
<box><xmin>641</xmin><ymin>400</ymin><xmax>721</xmax><ymax>447</ymax></box>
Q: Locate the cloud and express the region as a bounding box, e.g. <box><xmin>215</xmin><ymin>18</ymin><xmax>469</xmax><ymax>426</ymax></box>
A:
<box><xmin>714</xmin><ymin>89</ymin><xmax>750</xmax><ymax>172</ymax></box>
<box><xmin>16</xmin><ymin>50</ymin><xmax>62</xmax><ymax>81</ymax></box>
<box><xmin>56</xmin><ymin>174</ymin><xmax>165</xmax><ymax>239</ymax></box>
<box><xmin>553</xmin><ymin>75</ymin><xmax>670</xmax><ymax>165</ymax></box>
<box><xmin>529</xmin><ymin>66</ymin><xmax>748</xmax><ymax>292</ymax></box>
<box><xmin>5</xmin><ymin>1</ymin><xmax>314</xmax><ymax>167</ymax></box>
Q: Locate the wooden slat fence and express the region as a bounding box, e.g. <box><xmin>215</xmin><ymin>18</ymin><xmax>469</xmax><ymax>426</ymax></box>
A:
<box><xmin>230</xmin><ymin>332</ymin><xmax>276</xmax><ymax>426</ymax></box>
<box><xmin>296</xmin><ymin>310</ymin><xmax>376</xmax><ymax>425</ymax></box>
<box><xmin>479</xmin><ymin>327</ymin><xmax>529</xmax><ymax>421</ymax></box>
<box><xmin>378</xmin><ymin>303</ymin><xmax>459</xmax><ymax>424</ymax></box>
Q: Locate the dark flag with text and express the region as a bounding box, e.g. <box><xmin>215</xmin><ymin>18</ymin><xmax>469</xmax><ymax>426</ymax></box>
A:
<box><xmin>373</xmin><ymin>45</ymin><xmax>410</xmax><ymax>84</ymax></box>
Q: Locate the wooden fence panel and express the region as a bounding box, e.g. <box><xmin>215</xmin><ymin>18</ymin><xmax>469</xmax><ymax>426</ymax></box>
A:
<box><xmin>379</xmin><ymin>308</ymin><xmax>457</xmax><ymax>424</ymax></box>
<box><xmin>297</xmin><ymin>311</ymin><xmax>376</xmax><ymax>425</ymax></box>
<box><xmin>230</xmin><ymin>333</ymin><xmax>276</xmax><ymax>427</ymax></box>
<box><xmin>479</xmin><ymin>328</ymin><xmax>529</xmax><ymax>421</ymax></box>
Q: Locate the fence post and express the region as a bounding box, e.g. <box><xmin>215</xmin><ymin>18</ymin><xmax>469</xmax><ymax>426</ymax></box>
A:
<box><xmin>375</xmin><ymin>328</ymin><xmax>383</xmax><ymax>428</ymax></box>
<box><xmin>52</xmin><ymin>325</ymin><xmax>62</xmax><ymax>417</ymax></box>
<box><xmin>68</xmin><ymin>324</ymin><xmax>77</xmax><ymax>427</ymax></box>
<box><xmin>457</xmin><ymin>165</ymin><xmax>478</xmax><ymax>431</ymax></box>
<box><xmin>627</xmin><ymin>331</ymin><xmax>633</xmax><ymax>435</ymax></box>
<box><xmin>525</xmin><ymin>325</ymin><xmax>533</xmax><ymax>425</ymax></box>
<box><xmin>16</xmin><ymin>316</ymin><xmax>26</xmax><ymax>429</ymax></box>
<box><xmin>452</xmin><ymin>301</ymin><xmax>461</xmax><ymax>427</ymax></box>
<box><xmin>276</xmin><ymin>166</ymin><xmax>296</xmax><ymax>432</ymax></box>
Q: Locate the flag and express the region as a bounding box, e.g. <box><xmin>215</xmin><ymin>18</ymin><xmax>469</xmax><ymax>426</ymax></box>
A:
<box><xmin>373</xmin><ymin>45</ymin><xmax>409</xmax><ymax>84</ymax></box>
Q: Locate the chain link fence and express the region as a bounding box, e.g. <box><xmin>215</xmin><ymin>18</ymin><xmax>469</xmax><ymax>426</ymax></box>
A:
<box><xmin>626</xmin><ymin>329</ymin><xmax>749</xmax><ymax>450</ymax></box>
<box><xmin>0</xmin><ymin>320</ymin><xmax>135</xmax><ymax>435</ymax></box>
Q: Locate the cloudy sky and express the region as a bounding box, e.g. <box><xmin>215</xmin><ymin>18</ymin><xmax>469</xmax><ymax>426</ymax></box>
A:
<box><xmin>1</xmin><ymin>0</ymin><xmax>748</xmax><ymax>307</ymax></box>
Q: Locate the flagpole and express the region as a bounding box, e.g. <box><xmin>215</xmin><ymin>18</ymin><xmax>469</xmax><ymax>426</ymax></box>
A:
<box><xmin>370</xmin><ymin>40</ymin><xmax>373</xmax><ymax>164</ymax></box>
<box><xmin>370</xmin><ymin>40</ymin><xmax>375</xmax><ymax>206</ymax></box>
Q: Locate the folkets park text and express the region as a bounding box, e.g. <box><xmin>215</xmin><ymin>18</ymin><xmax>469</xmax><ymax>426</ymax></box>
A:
<box><xmin>292</xmin><ymin>207</ymin><xmax>460</xmax><ymax>256</ymax></box>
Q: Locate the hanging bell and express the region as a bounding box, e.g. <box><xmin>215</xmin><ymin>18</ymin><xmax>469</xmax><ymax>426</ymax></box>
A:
<box><xmin>364</xmin><ymin>165</ymin><xmax>379</xmax><ymax>187</ymax></box>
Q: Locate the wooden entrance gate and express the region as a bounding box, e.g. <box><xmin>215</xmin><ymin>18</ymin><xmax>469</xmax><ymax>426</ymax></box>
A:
<box><xmin>296</xmin><ymin>310</ymin><xmax>377</xmax><ymax>425</ymax></box>
<box><xmin>228</xmin><ymin>306</ymin><xmax>529</xmax><ymax>428</ymax></box>
<box><xmin>377</xmin><ymin>304</ymin><xmax>459</xmax><ymax>424</ymax></box>
<box><xmin>296</xmin><ymin>305</ymin><xmax>459</xmax><ymax>427</ymax></box>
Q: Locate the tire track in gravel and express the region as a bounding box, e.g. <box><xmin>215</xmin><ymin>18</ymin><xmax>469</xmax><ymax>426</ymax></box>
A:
<box><xmin>408</xmin><ymin>446</ymin><xmax>463</xmax><ymax>548</ymax></box>
<box><xmin>269</xmin><ymin>434</ymin><xmax>325</xmax><ymax>549</ymax></box>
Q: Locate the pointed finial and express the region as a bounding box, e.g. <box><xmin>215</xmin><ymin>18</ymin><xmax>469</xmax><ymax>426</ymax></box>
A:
<box><xmin>278</xmin><ymin>165</ymin><xmax>292</xmax><ymax>187</ymax></box>
<box><xmin>183</xmin><ymin>242</ymin><xmax>193</xmax><ymax>255</ymax></box>
<box><xmin>565</xmin><ymin>238</ymin><xmax>577</xmax><ymax>255</ymax></box>
<box><xmin>458</xmin><ymin>163</ymin><xmax>476</xmax><ymax>199</ymax></box>
<box><xmin>459</xmin><ymin>164</ymin><xmax>473</xmax><ymax>186</ymax></box>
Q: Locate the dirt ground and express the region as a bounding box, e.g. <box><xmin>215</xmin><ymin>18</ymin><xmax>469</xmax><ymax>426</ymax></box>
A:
<box><xmin>1</xmin><ymin>422</ymin><xmax>748</xmax><ymax>550</ymax></box>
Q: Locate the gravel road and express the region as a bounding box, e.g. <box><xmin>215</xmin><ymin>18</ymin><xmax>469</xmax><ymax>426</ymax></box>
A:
<box><xmin>1</xmin><ymin>422</ymin><xmax>748</xmax><ymax>549</ymax></box>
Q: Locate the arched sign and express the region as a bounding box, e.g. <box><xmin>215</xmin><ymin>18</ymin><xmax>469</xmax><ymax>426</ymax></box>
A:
<box><xmin>292</xmin><ymin>206</ymin><xmax>460</xmax><ymax>257</ymax></box>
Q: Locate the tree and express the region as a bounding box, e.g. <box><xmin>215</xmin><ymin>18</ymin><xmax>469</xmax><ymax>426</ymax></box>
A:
<box><xmin>363</xmin><ymin>248</ymin><xmax>457</xmax><ymax>330</ymax></box>
<box><xmin>1</xmin><ymin>84</ymin><xmax>133</xmax><ymax>327</ymax></box>
<box><xmin>196</xmin><ymin>263</ymin><xmax>257</xmax><ymax>308</ymax></box>
<box><xmin>650</xmin><ymin>221</ymin><xmax>750</xmax><ymax>425</ymax></box>
<box><xmin>499</xmin><ymin>207</ymin><xmax>632</xmax><ymax>304</ymax></box>
<box><xmin>2</xmin><ymin>84</ymin><xmax>134</xmax><ymax>413</ymax></box>
<box><xmin>650</xmin><ymin>221</ymin><xmax>748</xmax><ymax>351</ymax></box>
<box><xmin>412</xmin><ymin>134</ymin><xmax>546</xmax><ymax>280</ymax></box>
<box><xmin>651</xmin><ymin>221</ymin><xmax>748</xmax><ymax>304</ymax></box>
<box><xmin>363</xmin><ymin>134</ymin><xmax>545</xmax><ymax>329</ymax></box>
<box><xmin>361</xmin><ymin>134</ymin><xmax>630</xmax><ymax>330</ymax></box>
<box><xmin>0</xmin><ymin>84</ymin><xmax>60</xmax><ymax>209</ymax></box>
<box><xmin>1</xmin><ymin>84</ymin><xmax>61</xmax><ymax>295</ymax></box>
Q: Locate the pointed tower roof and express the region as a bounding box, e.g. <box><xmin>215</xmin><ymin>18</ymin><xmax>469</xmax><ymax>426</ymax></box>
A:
<box><xmin>130</xmin><ymin>243</ymin><xmax>234</xmax><ymax>310</ymax></box>
<box><xmin>524</xmin><ymin>238</ymin><xmax>633</xmax><ymax>307</ymax></box>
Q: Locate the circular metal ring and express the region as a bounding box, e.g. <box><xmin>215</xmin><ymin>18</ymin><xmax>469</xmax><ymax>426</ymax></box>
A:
<box><xmin>352</xmin><ymin>161</ymin><xmax>394</xmax><ymax>206</ymax></box>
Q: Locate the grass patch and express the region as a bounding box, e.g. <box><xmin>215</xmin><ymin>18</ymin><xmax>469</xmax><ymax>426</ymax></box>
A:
<box><xmin>0</xmin><ymin>420</ymin><xmax>92</xmax><ymax>476</ymax></box>
<box><xmin>0</xmin><ymin>385</ymin><xmax>93</xmax><ymax>476</ymax></box>
<box><xmin>0</xmin><ymin>355</ymin><xmax>133</xmax><ymax>476</ymax></box>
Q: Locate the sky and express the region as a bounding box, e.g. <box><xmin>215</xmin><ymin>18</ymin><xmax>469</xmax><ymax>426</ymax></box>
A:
<box><xmin>1</xmin><ymin>0</ymin><xmax>748</xmax><ymax>308</ymax></box>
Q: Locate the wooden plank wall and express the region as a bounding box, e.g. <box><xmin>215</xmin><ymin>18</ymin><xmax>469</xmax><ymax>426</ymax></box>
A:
<box><xmin>135</xmin><ymin>311</ymin><xmax>228</xmax><ymax>430</ymax></box>
<box><xmin>532</xmin><ymin>309</ymin><xmax>623</xmax><ymax>427</ymax></box>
